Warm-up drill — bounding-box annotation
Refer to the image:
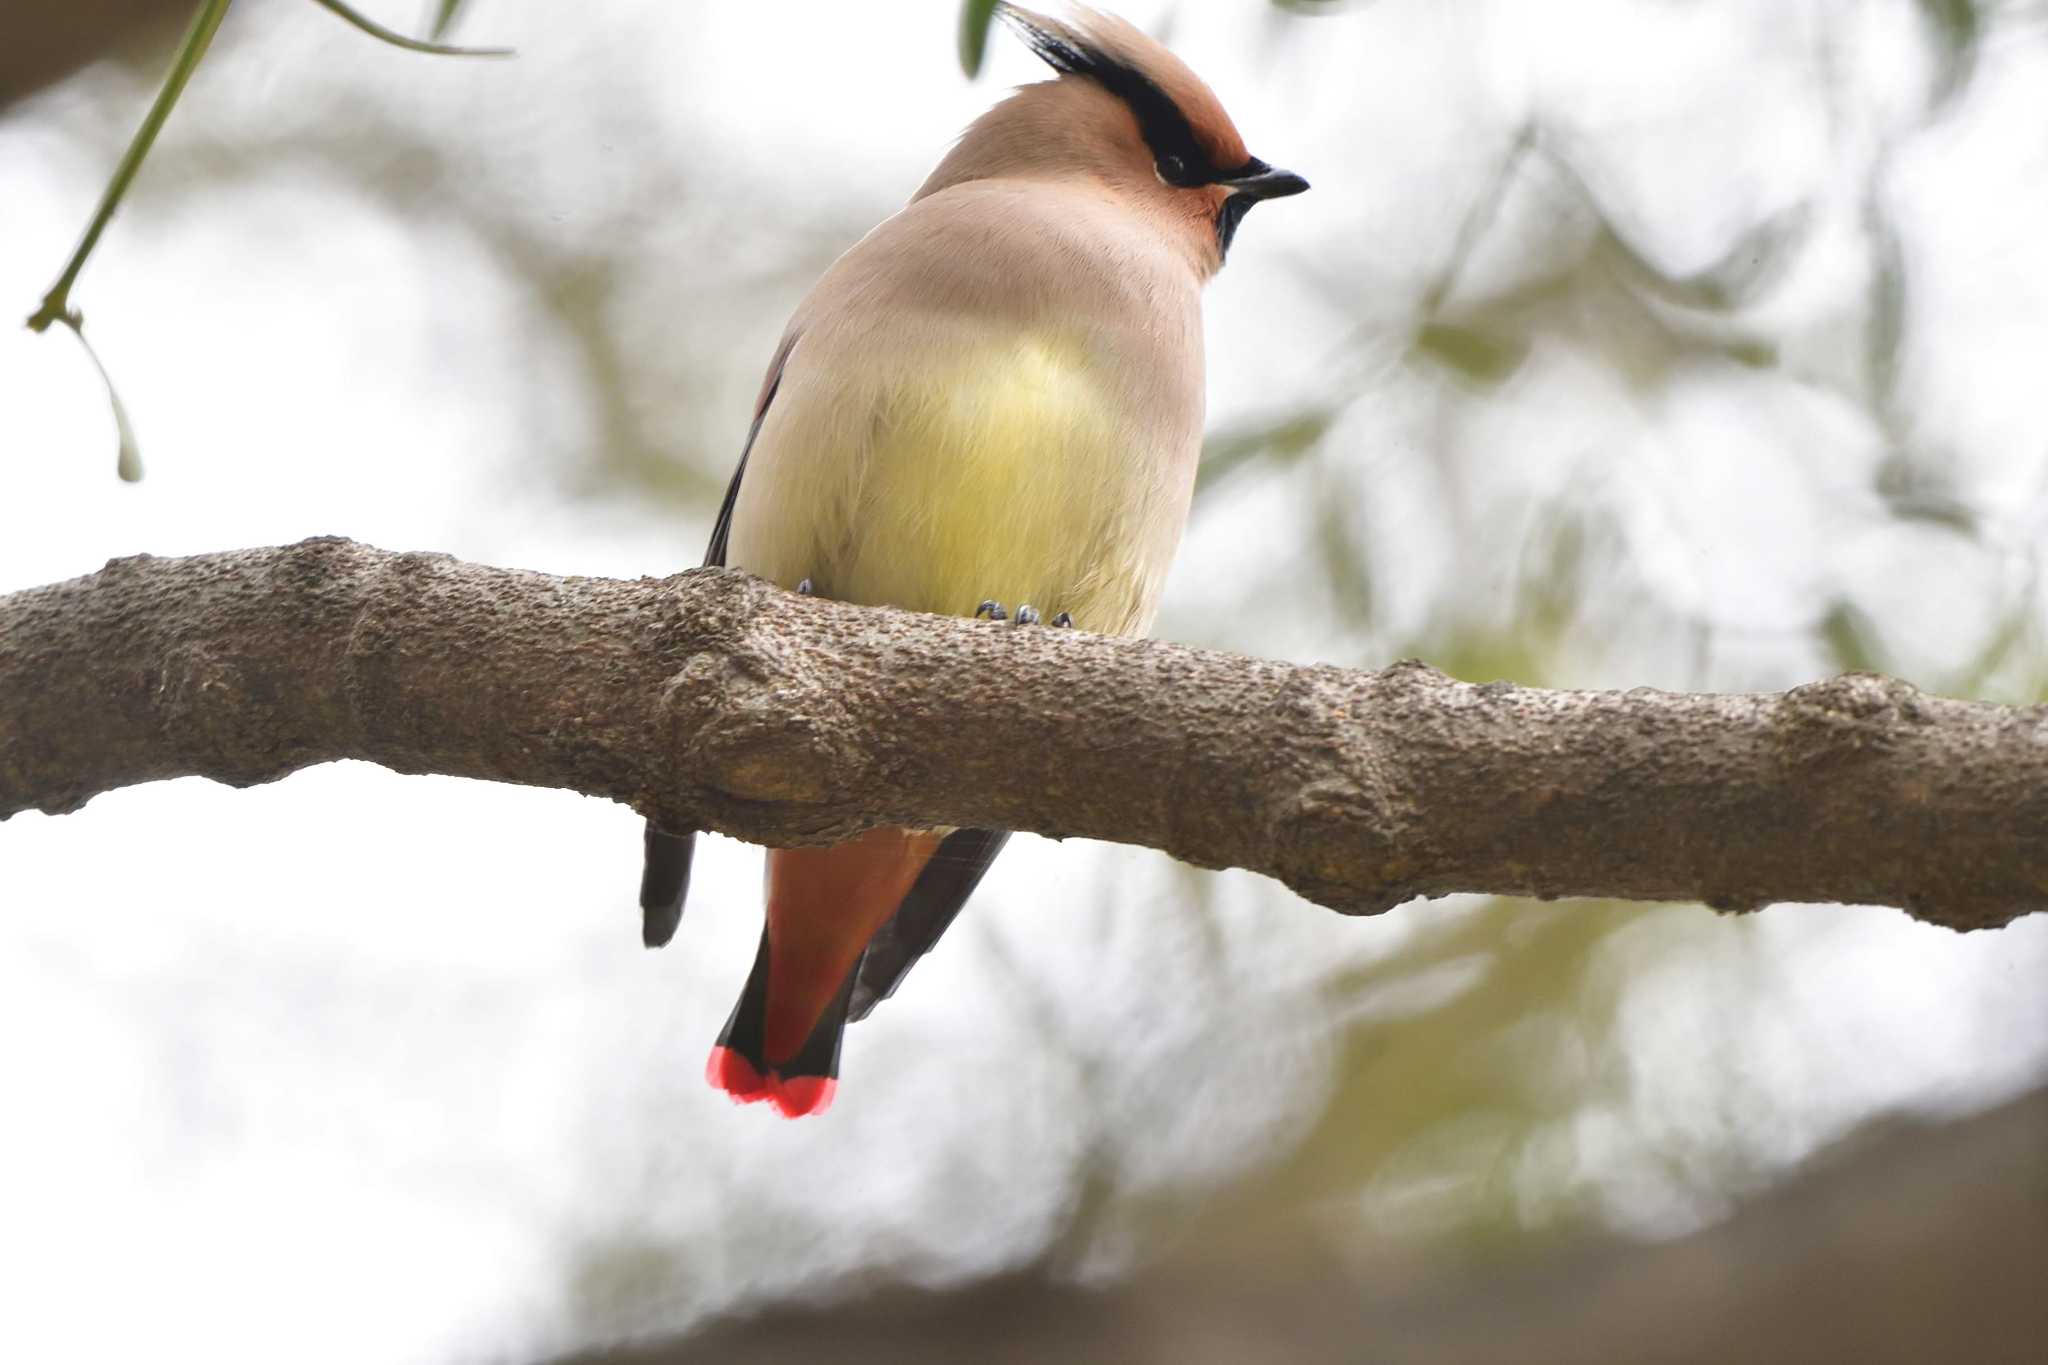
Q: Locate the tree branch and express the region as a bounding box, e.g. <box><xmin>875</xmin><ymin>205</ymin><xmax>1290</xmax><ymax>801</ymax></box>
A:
<box><xmin>2</xmin><ymin>538</ymin><xmax>2042</xmax><ymax>929</ymax></box>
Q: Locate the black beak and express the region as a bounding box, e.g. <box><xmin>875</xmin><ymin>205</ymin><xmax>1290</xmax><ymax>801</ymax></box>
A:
<box><xmin>1221</xmin><ymin>162</ymin><xmax>1310</xmax><ymax>201</ymax></box>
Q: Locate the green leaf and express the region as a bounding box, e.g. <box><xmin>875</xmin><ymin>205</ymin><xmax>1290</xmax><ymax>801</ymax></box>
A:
<box><xmin>1196</xmin><ymin>406</ymin><xmax>1335</xmax><ymax>494</ymax></box>
<box><xmin>959</xmin><ymin>0</ymin><xmax>1002</xmax><ymax>77</ymax></box>
<box><xmin>1819</xmin><ymin>600</ymin><xmax>1887</xmax><ymax>675</ymax></box>
<box><xmin>1412</xmin><ymin>321</ymin><xmax>1529</xmax><ymax>387</ymax></box>
<box><xmin>61</xmin><ymin>317</ymin><xmax>145</xmax><ymax>483</ymax></box>
<box><xmin>308</xmin><ymin>0</ymin><xmax>511</xmax><ymax>57</ymax></box>
<box><xmin>429</xmin><ymin>0</ymin><xmax>467</xmax><ymax>41</ymax></box>
<box><xmin>1721</xmin><ymin>340</ymin><xmax>1777</xmax><ymax>369</ymax></box>
<box><xmin>1915</xmin><ymin>0</ymin><xmax>1980</xmax><ymax>106</ymax></box>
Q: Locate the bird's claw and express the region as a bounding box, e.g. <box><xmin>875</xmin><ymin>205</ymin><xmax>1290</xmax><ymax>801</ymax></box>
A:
<box><xmin>976</xmin><ymin>600</ymin><xmax>1072</xmax><ymax>627</ymax></box>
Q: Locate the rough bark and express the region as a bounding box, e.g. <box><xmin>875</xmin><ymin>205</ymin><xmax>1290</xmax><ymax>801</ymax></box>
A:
<box><xmin>1</xmin><ymin>537</ymin><xmax>2043</xmax><ymax>929</ymax></box>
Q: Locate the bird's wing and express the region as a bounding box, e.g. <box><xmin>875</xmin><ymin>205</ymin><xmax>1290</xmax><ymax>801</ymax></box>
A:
<box><xmin>848</xmin><ymin>827</ymin><xmax>1012</xmax><ymax>1022</ymax></box>
<box><xmin>705</xmin><ymin>331</ymin><xmax>798</xmax><ymax>571</ymax></box>
<box><xmin>639</xmin><ymin>333</ymin><xmax>800</xmax><ymax>948</ymax></box>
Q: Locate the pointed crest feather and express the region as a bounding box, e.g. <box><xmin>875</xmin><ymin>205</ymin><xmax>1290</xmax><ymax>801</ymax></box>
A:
<box><xmin>995</xmin><ymin>3</ymin><xmax>1251</xmax><ymax>174</ymax></box>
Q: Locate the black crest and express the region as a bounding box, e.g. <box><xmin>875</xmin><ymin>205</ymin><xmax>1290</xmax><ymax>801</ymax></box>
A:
<box><xmin>997</xmin><ymin>4</ymin><xmax>1254</xmax><ymax>187</ymax></box>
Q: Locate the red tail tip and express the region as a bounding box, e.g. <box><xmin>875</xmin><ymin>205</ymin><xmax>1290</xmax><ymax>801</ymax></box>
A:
<box><xmin>705</xmin><ymin>1048</ymin><xmax>837</xmax><ymax>1118</ymax></box>
<box><xmin>771</xmin><ymin>1075</ymin><xmax>837</xmax><ymax>1119</ymax></box>
<box><xmin>705</xmin><ymin>1046</ymin><xmax>772</xmax><ymax>1104</ymax></box>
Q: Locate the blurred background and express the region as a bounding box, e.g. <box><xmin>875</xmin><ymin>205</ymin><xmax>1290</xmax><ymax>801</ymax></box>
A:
<box><xmin>3</xmin><ymin>1</ymin><xmax>2046</xmax><ymax>1361</ymax></box>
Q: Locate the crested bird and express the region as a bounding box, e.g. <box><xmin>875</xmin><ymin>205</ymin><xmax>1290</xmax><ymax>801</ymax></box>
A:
<box><xmin>641</xmin><ymin>3</ymin><xmax>1309</xmax><ymax>1117</ymax></box>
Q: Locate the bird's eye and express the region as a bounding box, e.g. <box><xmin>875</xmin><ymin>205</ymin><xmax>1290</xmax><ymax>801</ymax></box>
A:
<box><xmin>1157</xmin><ymin>154</ymin><xmax>1188</xmax><ymax>185</ymax></box>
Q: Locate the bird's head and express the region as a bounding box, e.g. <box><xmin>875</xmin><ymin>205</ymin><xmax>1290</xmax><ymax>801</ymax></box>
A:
<box><xmin>917</xmin><ymin>3</ymin><xmax>1309</xmax><ymax>275</ymax></box>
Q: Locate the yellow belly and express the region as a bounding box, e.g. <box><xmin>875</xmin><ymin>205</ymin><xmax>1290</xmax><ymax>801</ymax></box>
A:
<box><xmin>728</xmin><ymin>332</ymin><xmax>1189</xmax><ymax>636</ymax></box>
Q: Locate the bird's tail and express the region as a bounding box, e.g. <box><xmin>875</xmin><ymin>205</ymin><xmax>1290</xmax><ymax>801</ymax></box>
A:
<box><xmin>639</xmin><ymin>823</ymin><xmax>695</xmax><ymax>948</ymax></box>
<box><xmin>707</xmin><ymin>829</ymin><xmax>940</xmax><ymax>1118</ymax></box>
<box><xmin>707</xmin><ymin>927</ymin><xmax>859</xmax><ymax>1118</ymax></box>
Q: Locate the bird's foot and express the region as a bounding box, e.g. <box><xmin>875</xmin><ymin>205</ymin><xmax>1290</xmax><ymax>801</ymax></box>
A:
<box><xmin>975</xmin><ymin>600</ymin><xmax>1073</xmax><ymax>628</ymax></box>
<box><xmin>796</xmin><ymin>578</ymin><xmax>814</xmax><ymax>596</ymax></box>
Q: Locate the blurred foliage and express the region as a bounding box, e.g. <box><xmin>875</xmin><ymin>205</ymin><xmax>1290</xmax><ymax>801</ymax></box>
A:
<box><xmin>1201</xmin><ymin>3</ymin><xmax>2046</xmax><ymax>705</ymax></box>
<box><xmin>24</xmin><ymin>0</ymin><xmax>230</xmax><ymax>481</ymax></box>
<box><xmin>1411</xmin><ymin>322</ymin><xmax>1530</xmax><ymax>389</ymax></box>
<box><xmin>1198</xmin><ymin>405</ymin><xmax>1336</xmax><ymax>491</ymax></box>
<box><xmin>24</xmin><ymin>0</ymin><xmax>505</xmax><ymax>479</ymax></box>
<box><xmin>1916</xmin><ymin>0</ymin><xmax>1983</xmax><ymax>104</ymax></box>
<box><xmin>959</xmin><ymin>0</ymin><xmax>1003</xmax><ymax>76</ymax></box>
<box><xmin>564</xmin><ymin>1086</ymin><xmax>2048</xmax><ymax>1363</ymax></box>
<box><xmin>1244</xmin><ymin>899</ymin><xmax>1652</xmax><ymax>1254</ymax></box>
<box><xmin>428</xmin><ymin>0</ymin><xmax>473</xmax><ymax>43</ymax></box>
<box><xmin>307</xmin><ymin>0</ymin><xmax>507</xmax><ymax>57</ymax></box>
<box><xmin>961</xmin><ymin>0</ymin><xmax>1376</xmax><ymax>75</ymax></box>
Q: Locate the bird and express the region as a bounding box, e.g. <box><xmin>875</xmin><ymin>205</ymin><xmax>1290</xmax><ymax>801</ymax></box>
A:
<box><xmin>640</xmin><ymin>2</ymin><xmax>1308</xmax><ymax>1117</ymax></box>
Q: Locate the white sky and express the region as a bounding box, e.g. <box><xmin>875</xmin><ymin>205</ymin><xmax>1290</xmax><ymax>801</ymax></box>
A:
<box><xmin>3</xmin><ymin>2</ymin><xmax>2046</xmax><ymax>1362</ymax></box>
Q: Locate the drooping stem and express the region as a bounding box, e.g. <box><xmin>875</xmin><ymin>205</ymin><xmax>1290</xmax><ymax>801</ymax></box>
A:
<box><xmin>305</xmin><ymin>0</ymin><xmax>511</xmax><ymax>58</ymax></box>
<box><xmin>25</xmin><ymin>0</ymin><xmax>234</xmax><ymax>335</ymax></box>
